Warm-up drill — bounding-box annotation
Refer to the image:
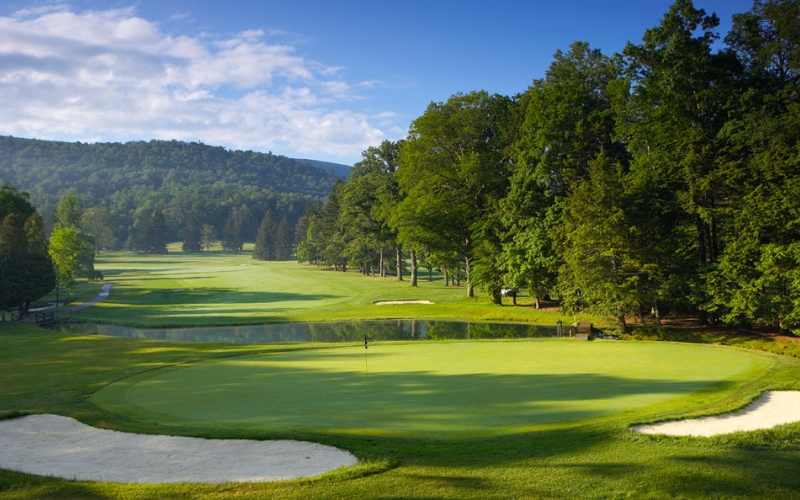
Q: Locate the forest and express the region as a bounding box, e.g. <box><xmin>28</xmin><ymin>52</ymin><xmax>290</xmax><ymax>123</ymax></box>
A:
<box><xmin>295</xmin><ymin>0</ymin><xmax>800</xmax><ymax>333</ymax></box>
<box><xmin>0</xmin><ymin>136</ymin><xmax>343</xmax><ymax>246</ymax></box>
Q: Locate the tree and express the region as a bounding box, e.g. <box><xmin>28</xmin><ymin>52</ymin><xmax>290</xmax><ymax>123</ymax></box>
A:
<box><xmin>221</xmin><ymin>206</ymin><xmax>246</xmax><ymax>252</ymax></box>
<box><xmin>131</xmin><ymin>209</ymin><xmax>168</xmax><ymax>254</ymax></box>
<box><xmin>253</xmin><ymin>210</ymin><xmax>275</xmax><ymax>260</ymax></box>
<box><xmin>501</xmin><ymin>42</ymin><xmax>624</xmax><ymax>307</ymax></box>
<box><xmin>201</xmin><ymin>224</ymin><xmax>217</xmax><ymax>251</ymax></box>
<box><xmin>274</xmin><ymin>217</ymin><xmax>292</xmax><ymax>260</ymax></box>
<box><xmin>706</xmin><ymin>0</ymin><xmax>800</xmax><ymax>332</ymax></box>
<box><xmin>0</xmin><ymin>184</ymin><xmax>55</xmax><ymax>312</ymax></box>
<box><xmin>48</xmin><ymin>226</ymin><xmax>85</xmax><ymax>293</ymax></box>
<box><xmin>55</xmin><ymin>192</ymin><xmax>81</xmax><ymax>228</ymax></box>
<box><xmin>80</xmin><ymin>206</ymin><xmax>116</xmax><ymax>253</ymax></box>
<box><xmin>395</xmin><ymin>91</ymin><xmax>514</xmax><ymax>297</ymax></box>
<box><xmin>181</xmin><ymin>211</ymin><xmax>202</xmax><ymax>253</ymax></box>
<box><xmin>339</xmin><ymin>140</ymin><xmax>403</xmax><ymax>277</ymax></box>
<box><xmin>321</xmin><ymin>180</ymin><xmax>347</xmax><ymax>270</ymax></box>
<box><xmin>50</xmin><ymin>193</ymin><xmax>97</xmax><ymax>284</ymax></box>
<box><xmin>620</xmin><ymin>0</ymin><xmax>740</xmax><ymax>322</ymax></box>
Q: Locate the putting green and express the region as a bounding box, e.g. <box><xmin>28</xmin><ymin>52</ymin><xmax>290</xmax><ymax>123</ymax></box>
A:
<box><xmin>92</xmin><ymin>340</ymin><xmax>766</xmax><ymax>435</ymax></box>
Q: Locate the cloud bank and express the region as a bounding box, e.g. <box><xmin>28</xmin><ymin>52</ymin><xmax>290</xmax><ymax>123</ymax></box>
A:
<box><xmin>0</xmin><ymin>6</ymin><xmax>390</xmax><ymax>160</ymax></box>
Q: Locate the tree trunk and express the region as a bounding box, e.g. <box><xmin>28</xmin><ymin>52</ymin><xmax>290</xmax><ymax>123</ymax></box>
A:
<box><xmin>534</xmin><ymin>297</ymin><xmax>541</xmax><ymax>309</ymax></box>
<box><xmin>379</xmin><ymin>249</ymin><xmax>384</xmax><ymax>277</ymax></box>
<box><xmin>410</xmin><ymin>249</ymin><xmax>418</xmax><ymax>287</ymax></box>
<box><xmin>428</xmin><ymin>266</ymin><xmax>432</xmax><ymax>282</ymax></box>
<box><xmin>511</xmin><ymin>292</ymin><xmax>517</xmax><ymax>306</ymax></box>
<box><xmin>464</xmin><ymin>257</ymin><xmax>473</xmax><ymax>297</ymax></box>
<box><xmin>444</xmin><ymin>268</ymin><xmax>449</xmax><ymax>286</ymax></box>
<box><xmin>396</xmin><ymin>246</ymin><xmax>403</xmax><ymax>281</ymax></box>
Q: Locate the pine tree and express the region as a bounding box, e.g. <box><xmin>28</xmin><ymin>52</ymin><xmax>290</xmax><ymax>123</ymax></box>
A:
<box><xmin>181</xmin><ymin>211</ymin><xmax>202</xmax><ymax>253</ymax></box>
<box><xmin>253</xmin><ymin>210</ymin><xmax>275</xmax><ymax>260</ymax></box>
<box><xmin>221</xmin><ymin>207</ymin><xmax>245</xmax><ymax>252</ymax></box>
<box><xmin>274</xmin><ymin>217</ymin><xmax>292</xmax><ymax>260</ymax></box>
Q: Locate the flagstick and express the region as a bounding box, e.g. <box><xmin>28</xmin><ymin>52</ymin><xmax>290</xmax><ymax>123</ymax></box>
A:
<box><xmin>364</xmin><ymin>336</ymin><xmax>369</xmax><ymax>392</ymax></box>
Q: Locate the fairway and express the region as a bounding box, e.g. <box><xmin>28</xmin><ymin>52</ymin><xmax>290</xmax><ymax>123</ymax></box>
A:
<box><xmin>93</xmin><ymin>340</ymin><xmax>762</xmax><ymax>435</ymax></box>
<box><xmin>74</xmin><ymin>248</ymin><xmax>579</xmax><ymax>327</ymax></box>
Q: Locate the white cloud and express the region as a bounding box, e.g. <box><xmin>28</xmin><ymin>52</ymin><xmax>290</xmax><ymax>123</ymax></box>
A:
<box><xmin>0</xmin><ymin>6</ymin><xmax>394</xmax><ymax>160</ymax></box>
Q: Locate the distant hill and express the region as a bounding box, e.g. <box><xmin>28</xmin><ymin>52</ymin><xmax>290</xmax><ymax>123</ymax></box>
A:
<box><xmin>0</xmin><ymin>136</ymin><xmax>343</xmax><ymax>244</ymax></box>
<box><xmin>295</xmin><ymin>159</ymin><xmax>352</xmax><ymax>178</ymax></box>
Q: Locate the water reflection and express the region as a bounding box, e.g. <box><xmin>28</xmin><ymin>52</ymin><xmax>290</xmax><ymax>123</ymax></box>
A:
<box><xmin>65</xmin><ymin>320</ymin><xmax>561</xmax><ymax>344</ymax></box>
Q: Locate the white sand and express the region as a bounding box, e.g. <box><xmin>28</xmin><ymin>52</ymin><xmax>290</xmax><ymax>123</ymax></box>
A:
<box><xmin>632</xmin><ymin>391</ymin><xmax>800</xmax><ymax>437</ymax></box>
<box><xmin>374</xmin><ymin>300</ymin><xmax>433</xmax><ymax>305</ymax></box>
<box><xmin>0</xmin><ymin>414</ymin><xmax>358</xmax><ymax>483</ymax></box>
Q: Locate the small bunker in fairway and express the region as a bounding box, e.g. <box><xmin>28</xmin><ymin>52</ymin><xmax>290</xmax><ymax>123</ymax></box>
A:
<box><xmin>92</xmin><ymin>341</ymin><xmax>764</xmax><ymax>436</ymax></box>
<box><xmin>373</xmin><ymin>299</ymin><xmax>433</xmax><ymax>305</ymax></box>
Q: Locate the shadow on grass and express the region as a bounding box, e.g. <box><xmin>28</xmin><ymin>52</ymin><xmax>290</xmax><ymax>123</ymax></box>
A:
<box><xmin>101</xmin><ymin>358</ymin><xmax>738</xmax><ymax>434</ymax></box>
<box><xmin>101</xmin><ymin>287</ymin><xmax>341</xmax><ymax>306</ymax></box>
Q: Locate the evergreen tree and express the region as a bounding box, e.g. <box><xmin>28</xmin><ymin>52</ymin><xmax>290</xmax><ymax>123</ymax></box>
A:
<box><xmin>181</xmin><ymin>211</ymin><xmax>202</xmax><ymax>252</ymax></box>
<box><xmin>253</xmin><ymin>210</ymin><xmax>275</xmax><ymax>260</ymax></box>
<box><xmin>274</xmin><ymin>217</ymin><xmax>292</xmax><ymax>260</ymax></box>
<box><xmin>221</xmin><ymin>207</ymin><xmax>245</xmax><ymax>252</ymax></box>
<box><xmin>131</xmin><ymin>210</ymin><xmax>168</xmax><ymax>254</ymax></box>
<box><xmin>201</xmin><ymin>224</ymin><xmax>217</xmax><ymax>251</ymax></box>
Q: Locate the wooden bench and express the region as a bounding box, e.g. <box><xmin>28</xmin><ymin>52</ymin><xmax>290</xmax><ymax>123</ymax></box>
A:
<box><xmin>573</xmin><ymin>321</ymin><xmax>592</xmax><ymax>340</ymax></box>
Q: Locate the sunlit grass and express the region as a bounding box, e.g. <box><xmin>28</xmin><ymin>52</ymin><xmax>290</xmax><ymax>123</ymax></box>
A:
<box><xmin>71</xmin><ymin>246</ymin><xmax>589</xmax><ymax>327</ymax></box>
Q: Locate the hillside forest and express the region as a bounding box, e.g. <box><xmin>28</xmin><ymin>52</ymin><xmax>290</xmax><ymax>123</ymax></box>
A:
<box><xmin>1</xmin><ymin>0</ymin><xmax>798</xmax><ymax>334</ymax></box>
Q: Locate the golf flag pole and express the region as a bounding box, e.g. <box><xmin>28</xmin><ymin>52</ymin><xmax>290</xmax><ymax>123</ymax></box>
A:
<box><xmin>364</xmin><ymin>336</ymin><xmax>369</xmax><ymax>391</ymax></box>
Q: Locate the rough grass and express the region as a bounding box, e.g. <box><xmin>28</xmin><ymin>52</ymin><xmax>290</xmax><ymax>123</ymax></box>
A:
<box><xmin>4</xmin><ymin>250</ymin><xmax>800</xmax><ymax>498</ymax></box>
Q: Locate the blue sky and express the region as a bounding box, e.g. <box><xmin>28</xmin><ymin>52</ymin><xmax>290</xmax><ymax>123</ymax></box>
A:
<box><xmin>0</xmin><ymin>0</ymin><xmax>755</xmax><ymax>164</ymax></box>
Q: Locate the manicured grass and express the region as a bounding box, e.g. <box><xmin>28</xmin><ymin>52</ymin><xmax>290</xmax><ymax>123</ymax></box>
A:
<box><xmin>72</xmin><ymin>246</ymin><xmax>589</xmax><ymax>327</ymax></box>
<box><xmin>4</xmin><ymin>250</ymin><xmax>800</xmax><ymax>498</ymax></box>
<box><xmin>92</xmin><ymin>341</ymin><xmax>765</xmax><ymax>436</ymax></box>
<box><xmin>3</xmin><ymin>325</ymin><xmax>800</xmax><ymax>498</ymax></box>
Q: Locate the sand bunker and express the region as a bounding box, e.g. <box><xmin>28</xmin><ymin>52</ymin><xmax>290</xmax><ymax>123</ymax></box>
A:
<box><xmin>0</xmin><ymin>414</ymin><xmax>357</xmax><ymax>483</ymax></box>
<box><xmin>632</xmin><ymin>391</ymin><xmax>800</xmax><ymax>437</ymax></box>
<box><xmin>374</xmin><ymin>300</ymin><xmax>433</xmax><ymax>305</ymax></box>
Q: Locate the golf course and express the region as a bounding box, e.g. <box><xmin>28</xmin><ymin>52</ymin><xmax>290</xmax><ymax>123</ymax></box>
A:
<box><xmin>3</xmin><ymin>248</ymin><xmax>800</xmax><ymax>498</ymax></box>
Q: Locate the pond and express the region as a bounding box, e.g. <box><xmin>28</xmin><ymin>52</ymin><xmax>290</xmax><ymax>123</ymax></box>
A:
<box><xmin>65</xmin><ymin>320</ymin><xmax>562</xmax><ymax>344</ymax></box>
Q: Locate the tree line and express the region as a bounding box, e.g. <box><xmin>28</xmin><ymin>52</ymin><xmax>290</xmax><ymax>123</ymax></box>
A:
<box><xmin>296</xmin><ymin>0</ymin><xmax>800</xmax><ymax>333</ymax></box>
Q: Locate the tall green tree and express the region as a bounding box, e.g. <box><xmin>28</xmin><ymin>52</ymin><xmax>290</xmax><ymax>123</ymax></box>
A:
<box><xmin>55</xmin><ymin>192</ymin><xmax>81</xmax><ymax>228</ymax></box>
<box><xmin>501</xmin><ymin>42</ymin><xmax>624</xmax><ymax>307</ymax></box>
<box><xmin>221</xmin><ymin>206</ymin><xmax>246</xmax><ymax>252</ymax></box>
<box><xmin>274</xmin><ymin>217</ymin><xmax>292</xmax><ymax>260</ymax></box>
<box><xmin>706</xmin><ymin>0</ymin><xmax>800</xmax><ymax>332</ymax></box>
<box><xmin>253</xmin><ymin>210</ymin><xmax>276</xmax><ymax>260</ymax></box>
<box><xmin>395</xmin><ymin>91</ymin><xmax>514</xmax><ymax>298</ymax></box>
<box><xmin>620</xmin><ymin>0</ymin><xmax>740</xmax><ymax>321</ymax></box>
<box><xmin>131</xmin><ymin>209</ymin><xmax>168</xmax><ymax>254</ymax></box>
<box><xmin>80</xmin><ymin>206</ymin><xmax>116</xmax><ymax>253</ymax></box>
<box><xmin>181</xmin><ymin>211</ymin><xmax>202</xmax><ymax>253</ymax></box>
<box><xmin>0</xmin><ymin>185</ymin><xmax>55</xmax><ymax>312</ymax></box>
<box><xmin>340</xmin><ymin>141</ymin><xmax>403</xmax><ymax>277</ymax></box>
<box><xmin>50</xmin><ymin>193</ymin><xmax>97</xmax><ymax>283</ymax></box>
<box><xmin>321</xmin><ymin>180</ymin><xmax>347</xmax><ymax>270</ymax></box>
<box><xmin>201</xmin><ymin>224</ymin><xmax>217</xmax><ymax>251</ymax></box>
